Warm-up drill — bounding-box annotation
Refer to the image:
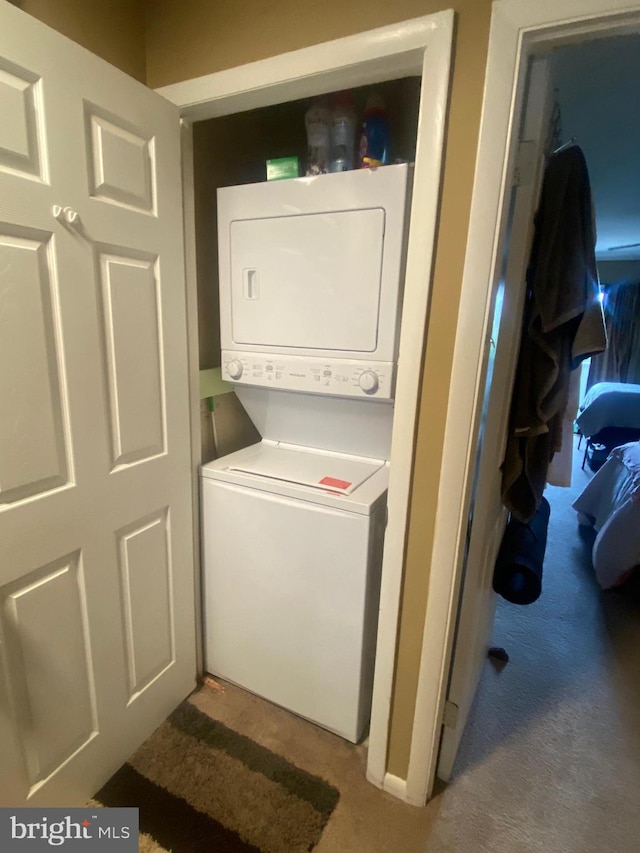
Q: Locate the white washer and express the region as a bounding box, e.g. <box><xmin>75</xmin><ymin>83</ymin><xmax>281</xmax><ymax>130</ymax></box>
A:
<box><xmin>200</xmin><ymin>441</ymin><xmax>387</xmax><ymax>743</ymax></box>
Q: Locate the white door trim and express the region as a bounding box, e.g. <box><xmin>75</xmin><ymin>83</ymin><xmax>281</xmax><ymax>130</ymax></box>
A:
<box><xmin>179</xmin><ymin>118</ymin><xmax>204</xmax><ymax>678</ymax></box>
<box><xmin>156</xmin><ymin>13</ymin><xmax>454</xmax><ymax>804</ymax></box>
<box><xmin>406</xmin><ymin>0</ymin><xmax>640</xmax><ymax>805</ymax></box>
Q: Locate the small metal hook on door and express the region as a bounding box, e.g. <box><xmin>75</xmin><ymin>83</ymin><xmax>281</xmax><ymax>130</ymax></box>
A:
<box><xmin>53</xmin><ymin>205</ymin><xmax>81</xmax><ymax>227</ymax></box>
<box><xmin>63</xmin><ymin>207</ymin><xmax>80</xmax><ymax>226</ymax></box>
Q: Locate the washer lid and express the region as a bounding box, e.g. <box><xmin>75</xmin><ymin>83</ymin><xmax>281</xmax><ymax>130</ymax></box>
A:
<box><xmin>219</xmin><ymin>443</ymin><xmax>382</xmax><ymax>494</ymax></box>
<box><xmin>200</xmin><ymin>442</ymin><xmax>388</xmax><ymax>513</ymax></box>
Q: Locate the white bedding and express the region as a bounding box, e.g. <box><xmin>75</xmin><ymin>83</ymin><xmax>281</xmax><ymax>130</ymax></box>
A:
<box><xmin>576</xmin><ymin>382</ymin><xmax>640</xmax><ymax>436</ymax></box>
<box><xmin>573</xmin><ymin>441</ymin><xmax>640</xmax><ymax>588</ymax></box>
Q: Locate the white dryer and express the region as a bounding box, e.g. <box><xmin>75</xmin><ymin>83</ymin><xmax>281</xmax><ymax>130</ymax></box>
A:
<box><xmin>201</xmin><ymin>442</ymin><xmax>387</xmax><ymax>743</ymax></box>
<box><xmin>217</xmin><ymin>163</ymin><xmax>412</xmax><ymax>400</ymax></box>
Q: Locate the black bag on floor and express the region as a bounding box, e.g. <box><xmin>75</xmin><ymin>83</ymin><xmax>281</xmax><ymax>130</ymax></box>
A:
<box><xmin>493</xmin><ymin>496</ymin><xmax>550</xmax><ymax>604</ymax></box>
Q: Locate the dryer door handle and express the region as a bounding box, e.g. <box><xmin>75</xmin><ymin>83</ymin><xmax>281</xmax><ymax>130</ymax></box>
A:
<box><xmin>244</xmin><ymin>268</ymin><xmax>259</xmax><ymax>300</ymax></box>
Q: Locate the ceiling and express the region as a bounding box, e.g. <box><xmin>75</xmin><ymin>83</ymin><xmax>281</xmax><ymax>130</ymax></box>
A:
<box><xmin>551</xmin><ymin>34</ymin><xmax>640</xmax><ymax>262</ymax></box>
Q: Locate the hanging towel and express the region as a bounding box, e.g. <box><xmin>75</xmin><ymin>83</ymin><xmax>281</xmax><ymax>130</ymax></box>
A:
<box><xmin>501</xmin><ymin>146</ymin><xmax>607</xmax><ymax>522</ymax></box>
<box><xmin>493</xmin><ymin>497</ymin><xmax>550</xmax><ymax>604</ymax></box>
<box><xmin>547</xmin><ymin>367</ymin><xmax>581</xmax><ymax>487</ymax></box>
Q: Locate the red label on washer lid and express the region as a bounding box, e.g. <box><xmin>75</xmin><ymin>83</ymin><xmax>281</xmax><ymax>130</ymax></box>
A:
<box><xmin>319</xmin><ymin>476</ymin><xmax>351</xmax><ymax>490</ymax></box>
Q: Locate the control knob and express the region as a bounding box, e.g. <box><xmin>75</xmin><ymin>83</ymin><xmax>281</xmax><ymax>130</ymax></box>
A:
<box><xmin>226</xmin><ymin>359</ymin><xmax>243</xmax><ymax>380</ymax></box>
<box><xmin>358</xmin><ymin>370</ymin><xmax>379</xmax><ymax>394</ymax></box>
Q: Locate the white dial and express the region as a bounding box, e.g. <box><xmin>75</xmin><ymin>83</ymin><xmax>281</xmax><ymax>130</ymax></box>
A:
<box><xmin>358</xmin><ymin>370</ymin><xmax>379</xmax><ymax>394</ymax></box>
<box><xmin>226</xmin><ymin>359</ymin><xmax>243</xmax><ymax>380</ymax></box>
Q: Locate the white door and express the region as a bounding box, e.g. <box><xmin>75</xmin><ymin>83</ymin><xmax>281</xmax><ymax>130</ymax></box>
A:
<box><xmin>437</xmin><ymin>58</ymin><xmax>554</xmax><ymax>780</ymax></box>
<box><xmin>0</xmin><ymin>2</ymin><xmax>196</xmax><ymax>806</ymax></box>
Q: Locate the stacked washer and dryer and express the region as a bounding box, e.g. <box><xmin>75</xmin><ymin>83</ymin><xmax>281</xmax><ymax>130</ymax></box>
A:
<box><xmin>201</xmin><ymin>164</ymin><xmax>412</xmax><ymax>743</ymax></box>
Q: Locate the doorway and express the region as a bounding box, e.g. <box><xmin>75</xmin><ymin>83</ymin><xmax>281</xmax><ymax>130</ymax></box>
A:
<box><xmin>449</xmin><ymin>25</ymin><xmax>640</xmax><ymax>779</ymax></box>
<box><xmin>430</xmin><ymin>0</ymin><xmax>640</xmax><ymax>807</ymax></box>
<box><xmin>424</xmin><ymin>429</ymin><xmax>640</xmax><ymax>851</ymax></box>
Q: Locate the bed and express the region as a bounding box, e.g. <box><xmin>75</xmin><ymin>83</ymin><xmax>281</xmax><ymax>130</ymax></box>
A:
<box><xmin>576</xmin><ymin>382</ymin><xmax>640</xmax><ymax>470</ymax></box>
<box><xmin>573</xmin><ymin>441</ymin><xmax>640</xmax><ymax>588</ymax></box>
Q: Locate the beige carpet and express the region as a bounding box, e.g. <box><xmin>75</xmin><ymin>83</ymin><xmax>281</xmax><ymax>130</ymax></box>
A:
<box><xmin>423</xmin><ymin>436</ymin><xmax>640</xmax><ymax>852</ymax></box>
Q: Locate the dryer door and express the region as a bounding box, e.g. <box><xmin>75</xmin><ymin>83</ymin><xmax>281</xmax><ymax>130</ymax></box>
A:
<box><xmin>229</xmin><ymin>208</ymin><xmax>385</xmax><ymax>352</ymax></box>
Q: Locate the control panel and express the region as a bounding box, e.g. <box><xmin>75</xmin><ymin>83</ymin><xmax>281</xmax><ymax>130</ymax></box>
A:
<box><xmin>221</xmin><ymin>351</ymin><xmax>395</xmax><ymax>400</ymax></box>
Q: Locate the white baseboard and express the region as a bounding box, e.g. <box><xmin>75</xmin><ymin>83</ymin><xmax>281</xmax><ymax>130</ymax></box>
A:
<box><xmin>366</xmin><ymin>769</ymin><xmax>427</xmax><ymax>807</ymax></box>
<box><xmin>365</xmin><ymin>766</ymin><xmax>384</xmax><ymax>790</ymax></box>
<box><xmin>382</xmin><ymin>773</ymin><xmax>408</xmax><ymax>800</ymax></box>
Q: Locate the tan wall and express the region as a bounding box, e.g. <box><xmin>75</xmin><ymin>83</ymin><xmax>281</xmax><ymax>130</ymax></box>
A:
<box><xmin>146</xmin><ymin>0</ymin><xmax>494</xmax><ymax>781</ymax></box>
<box><xmin>19</xmin><ymin>0</ymin><xmax>146</xmax><ymax>82</ymax></box>
<box><xmin>388</xmin><ymin>0</ymin><xmax>492</xmax><ymax>779</ymax></box>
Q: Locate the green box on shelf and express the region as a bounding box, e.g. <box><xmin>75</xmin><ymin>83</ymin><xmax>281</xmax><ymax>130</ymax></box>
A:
<box><xmin>266</xmin><ymin>156</ymin><xmax>299</xmax><ymax>181</ymax></box>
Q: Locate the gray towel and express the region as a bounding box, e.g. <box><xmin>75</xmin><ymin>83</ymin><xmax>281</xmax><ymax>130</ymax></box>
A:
<box><xmin>502</xmin><ymin>146</ymin><xmax>607</xmax><ymax>522</ymax></box>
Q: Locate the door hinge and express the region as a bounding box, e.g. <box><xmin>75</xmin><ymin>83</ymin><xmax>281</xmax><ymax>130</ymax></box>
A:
<box><xmin>443</xmin><ymin>700</ymin><xmax>459</xmax><ymax>729</ymax></box>
<box><xmin>512</xmin><ymin>140</ymin><xmax>536</xmax><ymax>188</ymax></box>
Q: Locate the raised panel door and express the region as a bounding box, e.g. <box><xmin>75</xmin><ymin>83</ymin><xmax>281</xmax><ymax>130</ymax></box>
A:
<box><xmin>0</xmin><ymin>2</ymin><xmax>195</xmax><ymax>806</ymax></box>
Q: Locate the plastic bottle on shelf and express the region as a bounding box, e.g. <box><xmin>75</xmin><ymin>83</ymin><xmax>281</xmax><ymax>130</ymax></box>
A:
<box><xmin>329</xmin><ymin>91</ymin><xmax>357</xmax><ymax>172</ymax></box>
<box><xmin>358</xmin><ymin>93</ymin><xmax>389</xmax><ymax>168</ymax></box>
<box><xmin>305</xmin><ymin>98</ymin><xmax>331</xmax><ymax>175</ymax></box>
